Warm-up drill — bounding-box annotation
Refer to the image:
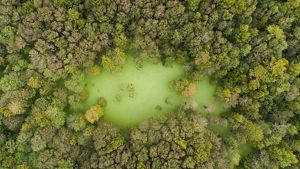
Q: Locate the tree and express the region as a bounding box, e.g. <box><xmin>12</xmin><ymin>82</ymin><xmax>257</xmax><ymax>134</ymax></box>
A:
<box><xmin>0</xmin><ymin>26</ymin><xmax>15</xmax><ymax>45</ymax></box>
<box><xmin>269</xmin><ymin>57</ymin><xmax>288</xmax><ymax>78</ymax></box>
<box><xmin>21</xmin><ymin>1</ymin><xmax>35</xmax><ymax>14</ymax></box>
<box><xmin>170</xmin><ymin>77</ymin><xmax>197</xmax><ymax>98</ymax></box>
<box><xmin>269</xmin><ymin>145</ymin><xmax>298</xmax><ymax>168</ymax></box>
<box><xmin>236</xmin><ymin>25</ymin><xmax>251</xmax><ymax>43</ymax></box>
<box><xmin>67</xmin><ymin>8</ymin><xmax>80</xmax><ymax>21</ymax></box>
<box><xmin>67</xmin><ymin>113</ymin><xmax>87</xmax><ymax>131</ymax></box>
<box><xmin>101</xmin><ymin>48</ymin><xmax>127</xmax><ymax>73</ymax></box>
<box><xmin>85</xmin><ymin>105</ymin><xmax>103</xmax><ymax>124</ymax></box>
<box><xmin>45</xmin><ymin>106</ymin><xmax>65</xmax><ymax>129</ymax></box>
<box><xmin>0</xmin><ymin>73</ymin><xmax>24</xmax><ymax>92</ymax></box>
<box><xmin>185</xmin><ymin>0</ymin><xmax>201</xmax><ymax>11</ymax></box>
<box><xmin>64</xmin><ymin>71</ymin><xmax>85</xmax><ymax>93</ymax></box>
<box><xmin>267</xmin><ymin>25</ymin><xmax>285</xmax><ymax>40</ymax></box>
<box><xmin>54</xmin><ymin>0</ymin><xmax>76</xmax><ymax>7</ymax></box>
<box><xmin>232</xmin><ymin>113</ymin><xmax>263</xmax><ymax>144</ymax></box>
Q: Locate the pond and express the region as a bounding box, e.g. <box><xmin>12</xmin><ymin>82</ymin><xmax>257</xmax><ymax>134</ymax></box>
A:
<box><xmin>71</xmin><ymin>57</ymin><xmax>225</xmax><ymax>127</ymax></box>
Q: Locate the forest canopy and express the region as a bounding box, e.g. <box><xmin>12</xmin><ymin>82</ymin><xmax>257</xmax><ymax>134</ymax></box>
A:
<box><xmin>0</xmin><ymin>0</ymin><xmax>300</xmax><ymax>169</ymax></box>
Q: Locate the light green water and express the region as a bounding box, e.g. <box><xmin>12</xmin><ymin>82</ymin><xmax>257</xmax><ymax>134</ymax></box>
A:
<box><xmin>71</xmin><ymin>58</ymin><xmax>225</xmax><ymax>127</ymax></box>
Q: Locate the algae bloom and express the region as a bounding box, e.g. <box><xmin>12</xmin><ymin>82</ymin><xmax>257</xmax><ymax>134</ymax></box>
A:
<box><xmin>72</xmin><ymin>58</ymin><xmax>224</xmax><ymax>127</ymax></box>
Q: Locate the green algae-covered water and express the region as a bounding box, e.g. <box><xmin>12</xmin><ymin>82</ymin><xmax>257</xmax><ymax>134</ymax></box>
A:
<box><xmin>72</xmin><ymin>58</ymin><xmax>224</xmax><ymax>127</ymax></box>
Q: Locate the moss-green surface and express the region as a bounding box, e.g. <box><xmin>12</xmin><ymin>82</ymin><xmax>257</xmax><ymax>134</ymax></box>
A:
<box><xmin>72</xmin><ymin>58</ymin><xmax>224</xmax><ymax>127</ymax></box>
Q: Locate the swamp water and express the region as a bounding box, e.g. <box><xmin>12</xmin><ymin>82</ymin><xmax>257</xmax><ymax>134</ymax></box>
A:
<box><xmin>72</xmin><ymin>58</ymin><xmax>225</xmax><ymax>127</ymax></box>
<box><xmin>70</xmin><ymin>57</ymin><xmax>252</xmax><ymax>158</ymax></box>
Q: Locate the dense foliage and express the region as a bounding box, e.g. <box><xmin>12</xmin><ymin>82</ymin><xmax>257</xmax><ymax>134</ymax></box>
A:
<box><xmin>0</xmin><ymin>0</ymin><xmax>299</xmax><ymax>168</ymax></box>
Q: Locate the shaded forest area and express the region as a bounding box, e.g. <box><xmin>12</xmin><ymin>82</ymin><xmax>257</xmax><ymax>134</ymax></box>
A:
<box><xmin>0</xmin><ymin>0</ymin><xmax>300</xmax><ymax>168</ymax></box>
